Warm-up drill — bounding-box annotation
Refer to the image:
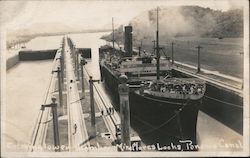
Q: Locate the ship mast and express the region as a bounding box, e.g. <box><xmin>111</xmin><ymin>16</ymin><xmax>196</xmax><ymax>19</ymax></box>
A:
<box><xmin>112</xmin><ymin>17</ymin><xmax>115</xmax><ymax>49</ymax></box>
<box><xmin>156</xmin><ymin>7</ymin><xmax>160</xmax><ymax>80</ymax></box>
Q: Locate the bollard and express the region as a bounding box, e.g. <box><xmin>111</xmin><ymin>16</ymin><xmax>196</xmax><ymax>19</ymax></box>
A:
<box><xmin>118</xmin><ymin>74</ymin><xmax>131</xmax><ymax>149</ymax></box>
<box><xmin>89</xmin><ymin>76</ymin><xmax>100</xmax><ymax>136</ymax></box>
<box><xmin>41</xmin><ymin>97</ymin><xmax>60</xmax><ymax>152</ymax></box>
<box><xmin>196</xmin><ymin>45</ymin><xmax>202</xmax><ymax>73</ymax></box>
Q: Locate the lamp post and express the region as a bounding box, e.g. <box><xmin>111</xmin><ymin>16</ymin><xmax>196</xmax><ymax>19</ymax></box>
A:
<box><xmin>171</xmin><ymin>42</ymin><xmax>175</xmax><ymax>65</ymax></box>
<box><xmin>89</xmin><ymin>76</ymin><xmax>100</xmax><ymax>136</ymax></box>
<box><xmin>76</xmin><ymin>49</ymin><xmax>80</xmax><ymax>81</ymax></box>
<box><xmin>41</xmin><ymin>97</ymin><xmax>60</xmax><ymax>152</ymax></box>
<box><xmin>196</xmin><ymin>45</ymin><xmax>203</xmax><ymax>73</ymax></box>
<box><xmin>80</xmin><ymin>58</ymin><xmax>87</xmax><ymax>99</ymax></box>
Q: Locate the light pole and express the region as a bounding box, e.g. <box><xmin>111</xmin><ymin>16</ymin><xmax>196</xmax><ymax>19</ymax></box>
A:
<box><xmin>89</xmin><ymin>76</ymin><xmax>99</xmax><ymax>136</ymax></box>
<box><xmin>41</xmin><ymin>97</ymin><xmax>60</xmax><ymax>152</ymax></box>
<box><xmin>80</xmin><ymin>58</ymin><xmax>87</xmax><ymax>99</ymax></box>
<box><xmin>171</xmin><ymin>42</ymin><xmax>175</xmax><ymax>65</ymax></box>
<box><xmin>196</xmin><ymin>45</ymin><xmax>203</xmax><ymax>73</ymax></box>
<box><xmin>76</xmin><ymin>49</ymin><xmax>80</xmax><ymax>81</ymax></box>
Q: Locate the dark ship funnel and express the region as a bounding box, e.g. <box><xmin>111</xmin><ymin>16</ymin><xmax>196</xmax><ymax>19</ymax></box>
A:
<box><xmin>124</xmin><ymin>26</ymin><xmax>133</xmax><ymax>57</ymax></box>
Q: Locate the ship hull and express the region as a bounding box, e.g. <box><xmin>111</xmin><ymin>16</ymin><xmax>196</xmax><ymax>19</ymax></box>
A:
<box><xmin>172</xmin><ymin>69</ymin><xmax>243</xmax><ymax>134</ymax></box>
<box><xmin>130</xmin><ymin>92</ymin><xmax>201</xmax><ymax>150</ymax></box>
<box><xmin>100</xmin><ymin>64</ymin><xmax>201</xmax><ymax>151</ymax></box>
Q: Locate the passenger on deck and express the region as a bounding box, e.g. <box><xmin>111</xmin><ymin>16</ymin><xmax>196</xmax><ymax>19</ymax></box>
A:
<box><xmin>190</xmin><ymin>86</ymin><xmax>194</xmax><ymax>94</ymax></box>
<box><xmin>160</xmin><ymin>86</ymin><xmax>166</xmax><ymax>92</ymax></box>
<box><xmin>197</xmin><ymin>88</ymin><xmax>202</xmax><ymax>94</ymax></box>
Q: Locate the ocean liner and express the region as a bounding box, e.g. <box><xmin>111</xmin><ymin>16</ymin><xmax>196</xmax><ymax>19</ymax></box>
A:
<box><xmin>99</xmin><ymin>9</ymin><xmax>206</xmax><ymax>150</ymax></box>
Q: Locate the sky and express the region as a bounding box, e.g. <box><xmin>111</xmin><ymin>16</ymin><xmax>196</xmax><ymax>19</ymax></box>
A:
<box><xmin>0</xmin><ymin>0</ymin><xmax>246</xmax><ymax>31</ymax></box>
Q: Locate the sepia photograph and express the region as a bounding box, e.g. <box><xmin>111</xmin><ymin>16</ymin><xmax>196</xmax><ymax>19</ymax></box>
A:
<box><xmin>0</xmin><ymin>0</ymin><xmax>249</xmax><ymax>157</ymax></box>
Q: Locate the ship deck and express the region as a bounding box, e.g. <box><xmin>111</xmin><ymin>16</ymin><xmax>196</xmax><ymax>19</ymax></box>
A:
<box><xmin>107</xmin><ymin>42</ymin><xmax>243</xmax><ymax>97</ymax></box>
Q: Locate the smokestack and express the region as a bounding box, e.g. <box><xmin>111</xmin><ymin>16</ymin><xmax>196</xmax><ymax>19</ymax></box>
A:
<box><xmin>124</xmin><ymin>26</ymin><xmax>133</xmax><ymax>57</ymax></box>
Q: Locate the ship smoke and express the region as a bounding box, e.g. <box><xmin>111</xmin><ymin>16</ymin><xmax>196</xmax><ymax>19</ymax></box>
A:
<box><xmin>130</xmin><ymin>6</ymin><xmax>217</xmax><ymax>41</ymax></box>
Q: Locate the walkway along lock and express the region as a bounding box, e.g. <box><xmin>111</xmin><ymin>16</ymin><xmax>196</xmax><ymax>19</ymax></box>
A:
<box><xmin>41</xmin><ymin>97</ymin><xmax>60</xmax><ymax>152</ymax></box>
<box><xmin>89</xmin><ymin>76</ymin><xmax>100</xmax><ymax>136</ymax></box>
<box><xmin>118</xmin><ymin>74</ymin><xmax>131</xmax><ymax>149</ymax></box>
<box><xmin>52</xmin><ymin>67</ymin><xmax>64</xmax><ymax>115</ymax></box>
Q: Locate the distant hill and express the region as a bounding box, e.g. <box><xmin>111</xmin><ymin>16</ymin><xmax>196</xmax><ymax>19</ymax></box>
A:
<box><xmin>102</xmin><ymin>6</ymin><xmax>243</xmax><ymax>43</ymax></box>
<box><xmin>8</xmin><ymin>22</ymin><xmax>75</xmax><ymax>37</ymax></box>
<box><xmin>7</xmin><ymin>22</ymin><xmax>111</xmax><ymax>48</ymax></box>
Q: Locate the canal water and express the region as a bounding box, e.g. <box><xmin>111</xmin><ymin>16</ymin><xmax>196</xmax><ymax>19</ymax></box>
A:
<box><xmin>5</xmin><ymin>35</ymin><xmax>63</xmax><ymax>151</ymax></box>
<box><xmin>5</xmin><ymin>32</ymin><xmax>243</xmax><ymax>152</ymax></box>
<box><xmin>6</xmin><ymin>60</ymin><xmax>54</xmax><ymax>151</ymax></box>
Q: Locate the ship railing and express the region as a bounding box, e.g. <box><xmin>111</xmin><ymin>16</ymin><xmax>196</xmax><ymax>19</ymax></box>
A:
<box><xmin>148</xmin><ymin>82</ymin><xmax>205</xmax><ymax>96</ymax></box>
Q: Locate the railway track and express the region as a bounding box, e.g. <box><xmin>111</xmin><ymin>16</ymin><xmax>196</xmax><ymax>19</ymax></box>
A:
<box><xmin>29</xmin><ymin>49</ymin><xmax>62</xmax><ymax>152</ymax></box>
<box><xmin>83</xmin><ymin>66</ymin><xmax>121</xmax><ymax>141</ymax></box>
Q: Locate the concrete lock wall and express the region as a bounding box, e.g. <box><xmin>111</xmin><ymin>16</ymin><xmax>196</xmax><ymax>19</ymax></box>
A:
<box><xmin>6</xmin><ymin>49</ymin><xmax>57</xmax><ymax>70</ymax></box>
<box><xmin>6</xmin><ymin>54</ymin><xmax>19</xmax><ymax>70</ymax></box>
<box><xmin>78</xmin><ymin>48</ymin><xmax>92</xmax><ymax>59</ymax></box>
<box><xmin>19</xmin><ymin>49</ymin><xmax>57</xmax><ymax>61</ymax></box>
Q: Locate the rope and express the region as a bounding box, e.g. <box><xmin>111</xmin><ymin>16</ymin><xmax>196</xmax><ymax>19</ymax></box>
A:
<box><xmin>131</xmin><ymin>99</ymin><xmax>190</xmax><ymax>135</ymax></box>
<box><xmin>131</xmin><ymin>114</ymin><xmax>182</xmax><ymax>140</ymax></box>
<box><xmin>204</xmin><ymin>95</ymin><xmax>242</xmax><ymax>108</ymax></box>
<box><xmin>70</xmin><ymin>97</ymin><xmax>84</xmax><ymax>104</ymax></box>
<box><xmin>84</xmin><ymin>67</ymin><xmax>117</xmax><ymax>126</ymax></box>
<box><xmin>161</xmin><ymin>47</ymin><xmax>168</xmax><ymax>57</ymax></box>
<box><xmin>85</xmin><ymin>68</ymin><xmax>120</xmax><ymax>141</ymax></box>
